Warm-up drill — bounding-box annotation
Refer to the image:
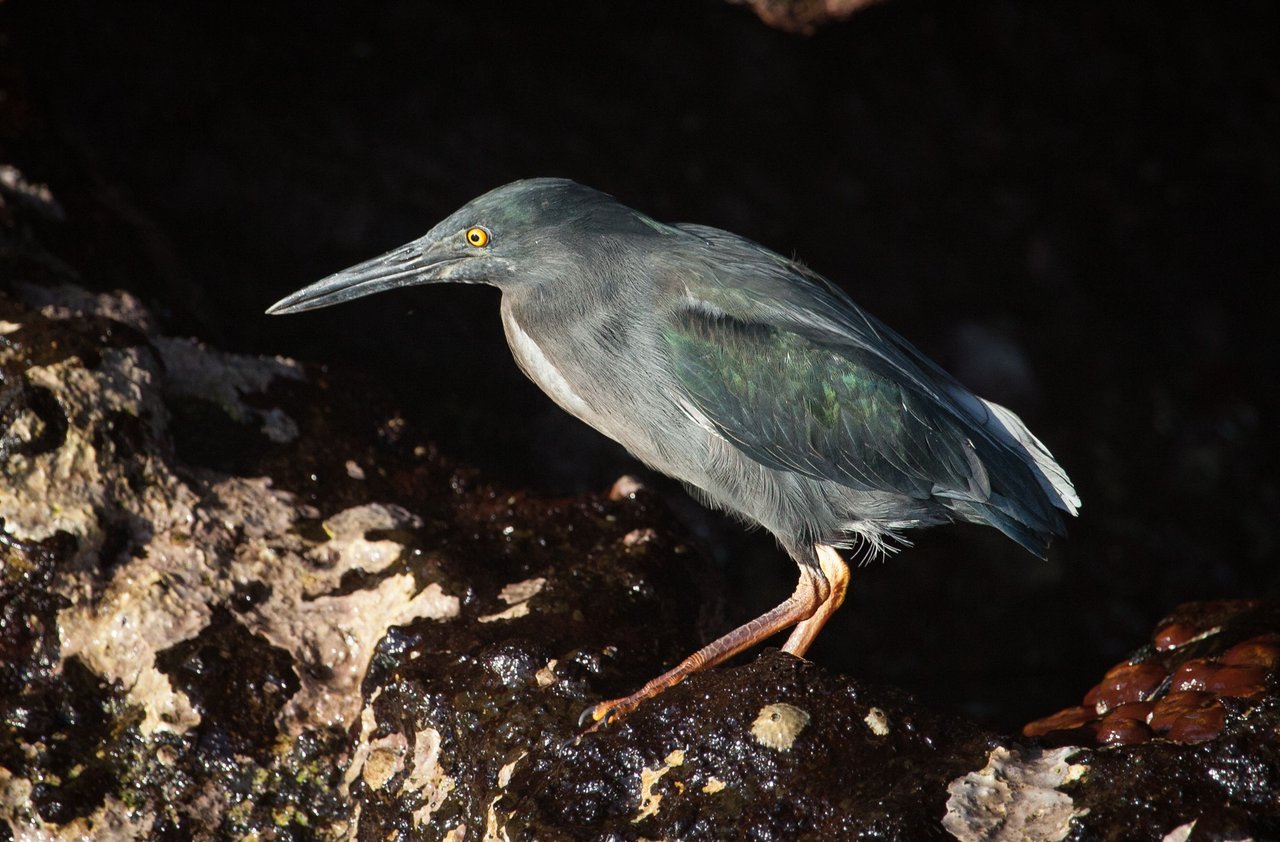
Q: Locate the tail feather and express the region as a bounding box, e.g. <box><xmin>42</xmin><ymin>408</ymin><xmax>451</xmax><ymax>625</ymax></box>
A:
<box><xmin>950</xmin><ymin>496</ymin><xmax>1058</xmax><ymax>559</ymax></box>
<box><xmin>934</xmin><ymin>392</ymin><xmax>1080</xmax><ymax>556</ymax></box>
<box><xmin>979</xmin><ymin>399</ymin><xmax>1081</xmax><ymax>517</ymax></box>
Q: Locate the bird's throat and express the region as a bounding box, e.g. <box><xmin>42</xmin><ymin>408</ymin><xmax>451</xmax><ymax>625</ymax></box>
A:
<box><xmin>499</xmin><ymin>299</ymin><xmax>600</xmax><ymax>427</ymax></box>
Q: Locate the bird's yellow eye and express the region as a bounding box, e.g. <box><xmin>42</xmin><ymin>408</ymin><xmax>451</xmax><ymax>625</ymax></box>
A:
<box><xmin>465</xmin><ymin>226</ymin><xmax>490</xmax><ymax>248</ymax></box>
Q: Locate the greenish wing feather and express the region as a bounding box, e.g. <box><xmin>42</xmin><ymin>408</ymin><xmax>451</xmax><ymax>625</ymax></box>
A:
<box><xmin>665</xmin><ymin>307</ymin><xmax>987</xmax><ymax>501</ymax></box>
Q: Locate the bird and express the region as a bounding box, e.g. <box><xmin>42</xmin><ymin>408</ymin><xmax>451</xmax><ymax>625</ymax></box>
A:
<box><xmin>266</xmin><ymin>178</ymin><xmax>1080</xmax><ymax>727</ymax></box>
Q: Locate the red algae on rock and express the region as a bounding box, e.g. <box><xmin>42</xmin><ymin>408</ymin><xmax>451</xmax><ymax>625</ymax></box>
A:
<box><xmin>1218</xmin><ymin>633</ymin><xmax>1280</xmax><ymax>668</ymax></box>
<box><xmin>1152</xmin><ymin>599</ymin><xmax>1261</xmax><ymax>652</ymax></box>
<box><xmin>1024</xmin><ymin>602</ymin><xmax>1278</xmax><ymax>747</ymax></box>
<box><xmin>1148</xmin><ymin>691</ymin><xmax>1219</xmax><ymax>734</ymax></box>
<box><xmin>1082</xmin><ymin>662</ymin><xmax>1167</xmax><ymax>712</ymax></box>
<box><xmin>1095</xmin><ymin>714</ymin><xmax>1151</xmax><ymax>746</ymax></box>
<box><xmin>1022</xmin><ymin>706</ymin><xmax>1096</xmax><ymax>739</ymax></box>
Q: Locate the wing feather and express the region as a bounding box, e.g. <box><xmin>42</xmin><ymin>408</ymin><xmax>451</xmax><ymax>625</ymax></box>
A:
<box><xmin>659</xmin><ymin>223</ymin><xmax>1075</xmax><ymax>538</ymax></box>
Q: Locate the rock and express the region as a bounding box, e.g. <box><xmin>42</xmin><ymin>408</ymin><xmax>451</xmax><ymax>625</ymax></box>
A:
<box><xmin>0</xmin><ymin>258</ymin><xmax>710</xmax><ymax>837</ymax></box>
<box><xmin>944</xmin><ymin>746</ymin><xmax>1086</xmax><ymax>842</ymax></box>
<box><xmin>2</xmin><ymin>161</ymin><xmax>1279</xmax><ymax>838</ymax></box>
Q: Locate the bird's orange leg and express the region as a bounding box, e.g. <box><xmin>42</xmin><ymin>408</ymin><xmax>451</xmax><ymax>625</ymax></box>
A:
<box><xmin>585</xmin><ymin>559</ymin><xmax>832</xmax><ymax>729</ymax></box>
<box><xmin>781</xmin><ymin>544</ymin><xmax>850</xmax><ymax>657</ymax></box>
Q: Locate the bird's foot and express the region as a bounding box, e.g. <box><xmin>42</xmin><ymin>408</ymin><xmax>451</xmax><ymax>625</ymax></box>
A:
<box><xmin>578</xmin><ymin>693</ymin><xmax>646</xmax><ymax>732</ymax></box>
<box><xmin>577</xmin><ymin>553</ymin><xmax>847</xmax><ymax>733</ymax></box>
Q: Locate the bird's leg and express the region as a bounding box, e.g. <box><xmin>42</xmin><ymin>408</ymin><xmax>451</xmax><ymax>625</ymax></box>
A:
<box><xmin>584</xmin><ymin>562</ymin><xmax>831</xmax><ymax>729</ymax></box>
<box><xmin>781</xmin><ymin>544</ymin><xmax>850</xmax><ymax>658</ymax></box>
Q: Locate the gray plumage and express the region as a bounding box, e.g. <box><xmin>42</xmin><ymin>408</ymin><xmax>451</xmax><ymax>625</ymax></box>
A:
<box><xmin>268</xmin><ymin>178</ymin><xmax>1080</xmax><ymax>723</ymax></box>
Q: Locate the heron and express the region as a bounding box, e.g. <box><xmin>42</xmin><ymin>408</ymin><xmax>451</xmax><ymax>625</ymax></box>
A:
<box><xmin>266</xmin><ymin>178</ymin><xmax>1080</xmax><ymax>726</ymax></box>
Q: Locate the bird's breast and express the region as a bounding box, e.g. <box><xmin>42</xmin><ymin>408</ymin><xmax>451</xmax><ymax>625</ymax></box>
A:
<box><xmin>498</xmin><ymin>298</ymin><xmax>708</xmax><ymax>474</ymax></box>
<box><xmin>499</xmin><ymin>303</ymin><xmax>602</xmax><ymax>428</ymax></box>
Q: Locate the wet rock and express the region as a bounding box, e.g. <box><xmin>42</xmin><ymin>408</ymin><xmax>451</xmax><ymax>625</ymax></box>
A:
<box><xmin>1</xmin><ymin>281</ymin><xmax>417</xmax><ymax>835</ymax></box>
<box><xmin>491</xmin><ymin>654</ymin><xmax>996</xmax><ymax>840</ymax></box>
<box><xmin>1</xmin><ymin>255</ymin><xmax>725</xmax><ymax>837</ymax></box>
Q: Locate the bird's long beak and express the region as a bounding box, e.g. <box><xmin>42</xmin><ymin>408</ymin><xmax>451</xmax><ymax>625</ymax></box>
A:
<box><xmin>265</xmin><ymin>239</ymin><xmax>458</xmax><ymax>315</ymax></box>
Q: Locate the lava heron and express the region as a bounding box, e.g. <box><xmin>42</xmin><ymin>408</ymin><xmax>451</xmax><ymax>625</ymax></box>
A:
<box><xmin>267</xmin><ymin>178</ymin><xmax>1080</xmax><ymax>726</ymax></box>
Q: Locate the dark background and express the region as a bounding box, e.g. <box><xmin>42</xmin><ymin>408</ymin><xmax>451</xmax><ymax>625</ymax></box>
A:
<box><xmin>4</xmin><ymin>0</ymin><xmax>1277</xmax><ymax>730</ymax></box>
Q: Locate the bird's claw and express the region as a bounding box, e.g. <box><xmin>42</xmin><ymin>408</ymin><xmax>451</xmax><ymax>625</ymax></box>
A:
<box><xmin>577</xmin><ymin>704</ymin><xmax>605</xmax><ymax>731</ymax></box>
<box><xmin>577</xmin><ymin>698</ymin><xmax>636</xmax><ymax>733</ymax></box>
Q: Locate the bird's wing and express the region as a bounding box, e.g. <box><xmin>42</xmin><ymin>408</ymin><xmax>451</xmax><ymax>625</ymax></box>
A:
<box><xmin>661</xmin><ymin>225</ymin><xmax>996</xmax><ymax>502</ymax></box>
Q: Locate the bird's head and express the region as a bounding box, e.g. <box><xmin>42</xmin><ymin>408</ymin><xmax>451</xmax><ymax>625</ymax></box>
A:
<box><xmin>266</xmin><ymin>178</ymin><xmax>655</xmax><ymax>315</ymax></box>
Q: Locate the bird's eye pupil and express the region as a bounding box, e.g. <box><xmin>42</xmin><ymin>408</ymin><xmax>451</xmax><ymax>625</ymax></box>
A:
<box><xmin>466</xmin><ymin>227</ymin><xmax>489</xmax><ymax>247</ymax></box>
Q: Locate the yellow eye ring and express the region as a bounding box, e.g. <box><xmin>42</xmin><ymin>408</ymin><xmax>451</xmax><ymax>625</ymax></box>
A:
<box><xmin>465</xmin><ymin>226</ymin><xmax>490</xmax><ymax>248</ymax></box>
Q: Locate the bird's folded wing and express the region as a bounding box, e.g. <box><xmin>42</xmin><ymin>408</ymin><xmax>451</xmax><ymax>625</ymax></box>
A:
<box><xmin>663</xmin><ymin>303</ymin><xmax>991</xmax><ymax>502</ymax></box>
<box><xmin>659</xmin><ymin>223</ymin><xmax>1000</xmax><ymax>502</ymax></box>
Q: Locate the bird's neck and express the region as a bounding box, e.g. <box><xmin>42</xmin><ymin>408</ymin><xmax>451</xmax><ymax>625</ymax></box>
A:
<box><xmin>498</xmin><ymin>274</ymin><xmax>651</xmax><ymax>403</ymax></box>
<box><xmin>501</xmin><ymin>268</ymin><xmax>635</xmax><ymax>344</ymax></box>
